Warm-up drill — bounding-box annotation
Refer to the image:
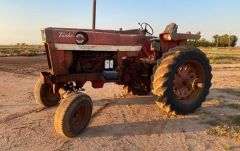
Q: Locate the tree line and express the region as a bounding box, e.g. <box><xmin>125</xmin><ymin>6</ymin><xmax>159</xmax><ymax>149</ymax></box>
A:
<box><xmin>188</xmin><ymin>34</ymin><xmax>238</xmax><ymax>47</ymax></box>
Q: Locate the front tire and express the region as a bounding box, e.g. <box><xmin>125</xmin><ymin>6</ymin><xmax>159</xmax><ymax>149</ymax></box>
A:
<box><xmin>151</xmin><ymin>46</ymin><xmax>212</xmax><ymax>114</ymax></box>
<box><xmin>34</xmin><ymin>78</ymin><xmax>60</xmax><ymax>107</ymax></box>
<box><xmin>54</xmin><ymin>92</ymin><xmax>93</xmax><ymax>137</ymax></box>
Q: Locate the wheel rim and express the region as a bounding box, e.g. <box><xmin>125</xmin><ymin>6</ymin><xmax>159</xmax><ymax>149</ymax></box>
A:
<box><xmin>173</xmin><ymin>61</ymin><xmax>205</xmax><ymax>104</ymax></box>
<box><xmin>70</xmin><ymin>103</ymin><xmax>89</xmax><ymax>133</ymax></box>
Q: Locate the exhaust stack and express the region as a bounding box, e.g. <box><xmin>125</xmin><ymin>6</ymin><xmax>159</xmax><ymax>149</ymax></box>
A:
<box><xmin>92</xmin><ymin>0</ymin><xmax>96</xmax><ymax>30</ymax></box>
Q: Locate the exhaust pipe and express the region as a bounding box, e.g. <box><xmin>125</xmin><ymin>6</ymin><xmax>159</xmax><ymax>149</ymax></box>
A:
<box><xmin>92</xmin><ymin>0</ymin><xmax>96</xmax><ymax>30</ymax></box>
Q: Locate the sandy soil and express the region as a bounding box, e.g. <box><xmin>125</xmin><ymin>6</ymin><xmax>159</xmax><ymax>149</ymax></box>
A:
<box><xmin>0</xmin><ymin>56</ymin><xmax>239</xmax><ymax>151</ymax></box>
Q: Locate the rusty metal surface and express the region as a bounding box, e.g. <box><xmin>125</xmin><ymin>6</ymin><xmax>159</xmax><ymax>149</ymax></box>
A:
<box><xmin>173</xmin><ymin>61</ymin><xmax>205</xmax><ymax>104</ymax></box>
<box><xmin>173</xmin><ymin>64</ymin><xmax>197</xmax><ymax>100</ymax></box>
<box><xmin>55</xmin><ymin>73</ymin><xmax>103</xmax><ymax>84</ymax></box>
<box><xmin>41</xmin><ymin>71</ymin><xmax>104</xmax><ymax>86</ymax></box>
<box><xmin>160</xmin><ymin>40</ymin><xmax>187</xmax><ymax>52</ymax></box>
<box><xmin>43</xmin><ymin>28</ymin><xmax>145</xmax><ymax>46</ymax></box>
<box><xmin>46</xmin><ymin>43</ymin><xmax>73</xmax><ymax>75</ymax></box>
<box><xmin>40</xmin><ymin>72</ymin><xmax>53</xmax><ymax>84</ymax></box>
<box><xmin>42</xmin><ymin>26</ymin><xmax>147</xmax><ymax>76</ymax></box>
<box><xmin>40</xmin><ymin>22</ymin><xmax>196</xmax><ymax>89</ymax></box>
<box><xmin>160</xmin><ymin>33</ymin><xmax>201</xmax><ymax>41</ymax></box>
<box><xmin>44</xmin><ymin>43</ymin><xmax>52</xmax><ymax>70</ymax></box>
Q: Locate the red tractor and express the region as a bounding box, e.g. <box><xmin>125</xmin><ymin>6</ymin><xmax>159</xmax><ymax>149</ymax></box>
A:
<box><xmin>34</xmin><ymin>1</ymin><xmax>212</xmax><ymax>137</ymax></box>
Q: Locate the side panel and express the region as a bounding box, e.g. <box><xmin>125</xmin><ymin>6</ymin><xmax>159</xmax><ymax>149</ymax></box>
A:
<box><xmin>47</xmin><ymin>43</ymin><xmax>73</xmax><ymax>75</ymax></box>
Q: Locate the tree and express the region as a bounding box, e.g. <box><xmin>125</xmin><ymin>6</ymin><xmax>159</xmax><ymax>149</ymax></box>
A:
<box><xmin>213</xmin><ymin>34</ymin><xmax>238</xmax><ymax>47</ymax></box>
<box><xmin>188</xmin><ymin>38</ymin><xmax>215</xmax><ymax>47</ymax></box>
<box><xmin>231</xmin><ymin>35</ymin><xmax>238</xmax><ymax>47</ymax></box>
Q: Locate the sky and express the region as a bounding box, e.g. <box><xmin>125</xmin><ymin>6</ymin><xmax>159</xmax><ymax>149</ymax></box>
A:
<box><xmin>0</xmin><ymin>0</ymin><xmax>239</xmax><ymax>45</ymax></box>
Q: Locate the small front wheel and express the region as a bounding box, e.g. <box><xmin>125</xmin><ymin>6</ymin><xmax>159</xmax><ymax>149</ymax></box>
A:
<box><xmin>34</xmin><ymin>77</ymin><xmax>60</xmax><ymax>107</ymax></box>
<box><xmin>54</xmin><ymin>92</ymin><xmax>93</xmax><ymax>137</ymax></box>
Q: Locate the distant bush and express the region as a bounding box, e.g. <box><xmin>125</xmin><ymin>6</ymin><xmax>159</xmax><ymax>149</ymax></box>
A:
<box><xmin>213</xmin><ymin>34</ymin><xmax>238</xmax><ymax>47</ymax></box>
<box><xmin>0</xmin><ymin>45</ymin><xmax>45</xmax><ymax>57</ymax></box>
<box><xmin>188</xmin><ymin>38</ymin><xmax>215</xmax><ymax>47</ymax></box>
<box><xmin>188</xmin><ymin>34</ymin><xmax>238</xmax><ymax>47</ymax></box>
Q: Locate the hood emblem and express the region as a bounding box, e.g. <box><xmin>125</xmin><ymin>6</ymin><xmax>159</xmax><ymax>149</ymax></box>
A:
<box><xmin>76</xmin><ymin>32</ymin><xmax>88</xmax><ymax>44</ymax></box>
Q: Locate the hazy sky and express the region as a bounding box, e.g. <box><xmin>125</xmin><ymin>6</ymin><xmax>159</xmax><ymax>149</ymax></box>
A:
<box><xmin>0</xmin><ymin>0</ymin><xmax>239</xmax><ymax>45</ymax></box>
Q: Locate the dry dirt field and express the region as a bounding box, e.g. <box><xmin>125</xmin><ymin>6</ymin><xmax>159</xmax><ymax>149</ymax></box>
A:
<box><xmin>0</xmin><ymin>56</ymin><xmax>239</xmax><ymax>151</ymax></box>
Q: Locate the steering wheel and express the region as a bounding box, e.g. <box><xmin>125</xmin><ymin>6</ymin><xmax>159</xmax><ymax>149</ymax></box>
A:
<box><xmin>139</xmin><ymin>22</ymin><xmax>154</xmax><ymax>35</ymax></box>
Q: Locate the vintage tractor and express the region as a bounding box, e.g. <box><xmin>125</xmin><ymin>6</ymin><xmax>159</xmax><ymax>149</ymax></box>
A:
<box><xmin>34</xmin><ymin>1</ymin><xmax>212</xmax><ymax>138</ymax></box>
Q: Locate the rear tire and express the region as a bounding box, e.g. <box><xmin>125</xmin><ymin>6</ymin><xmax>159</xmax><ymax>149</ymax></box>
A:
<box><xmin>151</xmin><ymin>46</ymin><xmax>212</xmax><ymax>114</ymax></box>
<box><xmin>34</xmin><ymin>78</ymin><xmax>60</xmax><ymax>107</ymax></box>
<box><xmin>54</xmin><ymin>92</ymin><xmax>93</xmax><ymax>137</ymax></box>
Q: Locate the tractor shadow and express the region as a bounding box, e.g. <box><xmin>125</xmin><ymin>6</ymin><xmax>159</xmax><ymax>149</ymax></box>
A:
<box><xmin>208</xmin><ymin>88</ymin><xmax>240</xmax><ymax>99</ymax></box>
<box><xmin>82</xmin><ymin>88</ymin><xmax>240</xmax><ymax>138</ymax></box>
<box><xmin>83</xmin><ymin>117</ymin><xmax>202</xmax><ymax>138</ymax></box>
<box><xmin>93</xmin><ymin>95</ymin><xmax>155</xmax><ymax>106</ymax></box>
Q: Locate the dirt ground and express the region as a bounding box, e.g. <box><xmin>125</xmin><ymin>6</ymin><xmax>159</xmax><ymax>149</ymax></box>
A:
<box><xmin>0</xmin><ymin>56</ymin><xmax>239</xmax><ymax>151</ymax></box>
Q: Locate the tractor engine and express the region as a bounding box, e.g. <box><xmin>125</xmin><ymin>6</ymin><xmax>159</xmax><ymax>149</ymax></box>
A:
<box><xmin>69</xmin><ymin>51</ymin><xmax>117</xmax><ymax>73</ymax></box>
<box><xmin>121</xmin><ymin>57</ymin><xmax>152</xmax><ymax>95</ymax></box>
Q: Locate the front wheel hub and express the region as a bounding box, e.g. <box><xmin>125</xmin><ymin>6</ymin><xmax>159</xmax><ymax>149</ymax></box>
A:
<box><xmin>192</xmin><ymin>78</ymin><xmax>204</xmax><ymax>90</ymax></box>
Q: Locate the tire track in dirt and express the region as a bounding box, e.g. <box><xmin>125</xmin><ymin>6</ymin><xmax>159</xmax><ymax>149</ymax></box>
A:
<box><xmin>91</xmin><ymin>102</ymin><xmax>115</xmax><ymax>119</ymax></box>
<box><xmin>177</xmin><ymin>124</ymin><xmax>191</xmax><ymax>151</ymax></box>
<box><xmin>114</xmin><ymin>96</ymin><xmax>170</xmax><ymax>150</ymax></box>
<box><xmin>0</xmin><ymin>107</ymin><xmax>46</xmax><ymax>124</ymax></box>
<box><xmin>53</xmin><ymin>140</ymin><xmax>74</xmax><ymax>151</ymax></box>
<box><xmin>119</xmin><ymin>105</ymin><xmax>128</xmax><ymax>123</ymax></box>
<box><xmin>91</xmin><ymin>89</ymin><xmax>123</xmax><ymax>119</ymax></box>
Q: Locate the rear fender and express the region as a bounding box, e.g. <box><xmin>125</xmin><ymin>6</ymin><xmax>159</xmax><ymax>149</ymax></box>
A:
<box><xmin>159</xmin><ymin>33</ymin><xmax>200</xmax><ymax>52</ymax></box>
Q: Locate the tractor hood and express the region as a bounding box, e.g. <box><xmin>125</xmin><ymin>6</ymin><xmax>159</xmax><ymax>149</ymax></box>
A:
<box><xmin>41</xmin><ymin>27</ymin><xmax>146</xmax><ymax>52</ymax></box>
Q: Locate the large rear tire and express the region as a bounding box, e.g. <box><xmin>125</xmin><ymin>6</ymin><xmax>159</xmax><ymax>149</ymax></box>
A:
<box><xmin>54</xmin><ymin>92</ymin><xmax>93</xmax><ymax>138</ymax></box>
<box><xmin>151</xmin><ymin>46</ymin><xmax>212</xmax><ymax>114</ymax></box>
<box><xmin>34</xmin><ymin>78</ymin><xmax>60</xmax><ymax>107</ymax></box>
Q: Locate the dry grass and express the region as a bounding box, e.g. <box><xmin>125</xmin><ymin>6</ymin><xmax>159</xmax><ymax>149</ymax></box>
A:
<box><xmin>207</xmin><ymin>125</ymin><xmax>240</xmax><ymax>141</ymax></box>
<box><xmin>227</xmin><ymin>104</ymin><xmax>240</xmax><ymax>110</ymax></box>
<box><xmin>201</xmin><ymin>47</ymin><xmax>240</xmax><ymax>64</ymax></box>
<box><xmin>0</xmin><ymin>45</ymin><xmax>45</xmax><ymax>57</ymax></box>
<box><xmin>200</xmin><ymin>111</ymin><xmax>222</xmax><ymax>126</ymax></box>
<box><xmin>205</xmin><ymin>114</ymin><xmax>240</xmax><ymax>141</ymax></box>
<box><xmin>230</xmin><ymin>115</ymin><xmax>240</xmax><ymax>125</ymax></box>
